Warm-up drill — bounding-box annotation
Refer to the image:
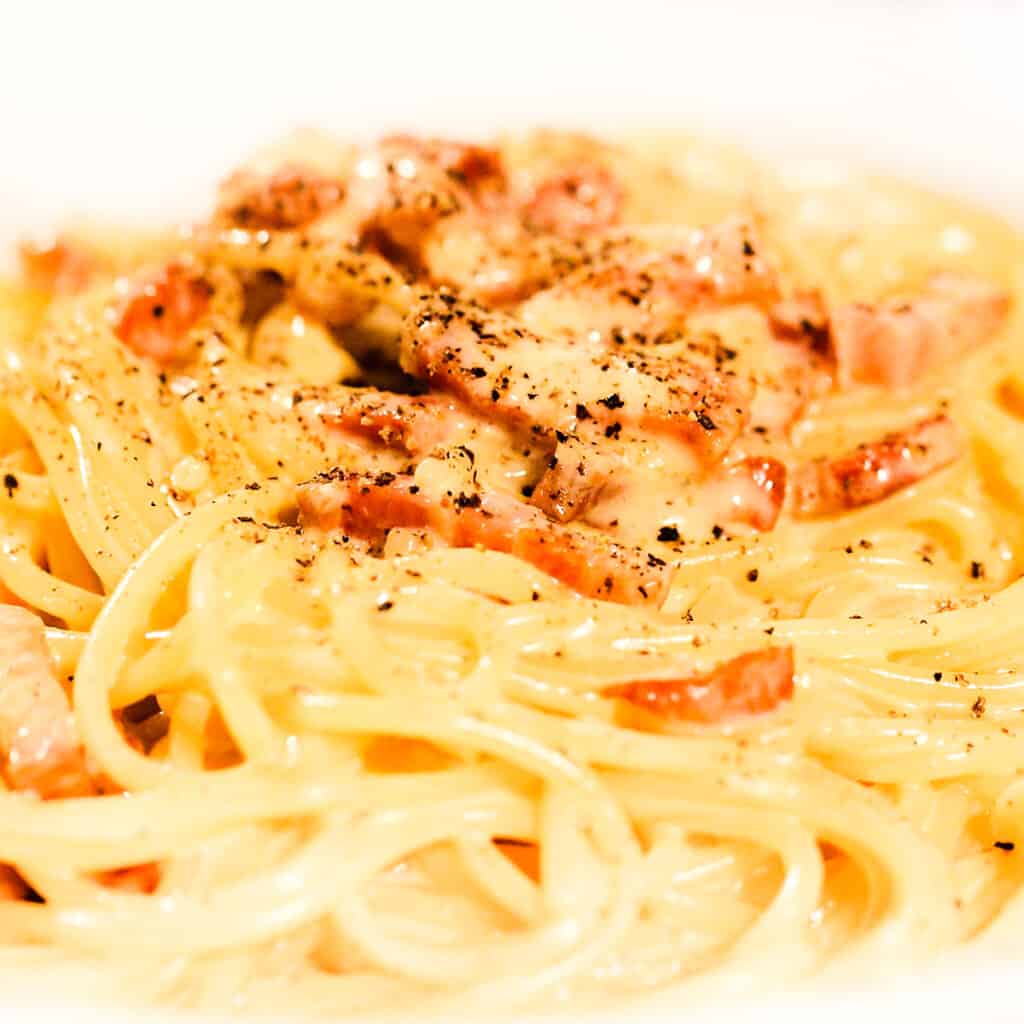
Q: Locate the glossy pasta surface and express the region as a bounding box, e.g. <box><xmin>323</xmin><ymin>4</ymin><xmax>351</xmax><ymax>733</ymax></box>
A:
<box><xmin>0</xmin><ymin>130</ymin><xmax>1022</xmax><ymax>1015</ymax></box>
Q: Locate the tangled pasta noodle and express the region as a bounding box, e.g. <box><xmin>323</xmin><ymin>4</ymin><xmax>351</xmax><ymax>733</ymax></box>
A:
<box><xmin>0</xmin><ymin>128</ymin><xmax>1023</xmax><ymax>1015</ymax></box>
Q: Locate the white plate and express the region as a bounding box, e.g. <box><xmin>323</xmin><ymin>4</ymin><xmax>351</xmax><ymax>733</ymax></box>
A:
<box><xmin>2</xmin><ymin>1</ymin><xmax>1022</xmax><ymax>1020</ymax></box>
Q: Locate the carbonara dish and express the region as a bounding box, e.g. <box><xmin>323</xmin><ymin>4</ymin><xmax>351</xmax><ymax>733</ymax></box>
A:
<box><xmin>0</xmin><ymin>129</ymin><xmax>1022</xmax><ymax>1016</ymax></box>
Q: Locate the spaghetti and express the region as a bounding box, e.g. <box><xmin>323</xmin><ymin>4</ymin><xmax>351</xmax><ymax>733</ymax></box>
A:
<box><xmin>0</xmin><ymin>130</ymin><xmax>1022</xmax><ymax>1015</ymax></box>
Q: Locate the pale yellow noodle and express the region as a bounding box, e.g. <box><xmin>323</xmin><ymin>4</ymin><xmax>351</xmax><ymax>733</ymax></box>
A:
<box><xmin>0</xmin><ymin>134</ymin><xmax>1022</xmax><ymax>1016</ymax></box>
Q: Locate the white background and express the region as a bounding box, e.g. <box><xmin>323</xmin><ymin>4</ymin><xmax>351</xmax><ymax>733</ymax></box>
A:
<box><xmin>2</xmin><ymin>0</ymin><xmax>1023</xmax><ymax>236</ymax></box>
<box><xmin>2</xmin><ymin>1</ymin><xmax>1024</xmax><ymax>1021</ymax></box>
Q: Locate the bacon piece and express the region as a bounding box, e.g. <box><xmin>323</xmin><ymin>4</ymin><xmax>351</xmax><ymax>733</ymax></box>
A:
<box><xmin>401</xmin><ymin>297</ymin><xmax>748</xmax><ymax>464</ymax></box>
<box><xmin>96</xmin><ymin>862</ymin><xmax>161</xmax><ymax>894</ymax></box>
<box><xmin>292</xmin><ymin>240</ymin><xmax>402</xmax><ymax>327</ymax></box>
<box><xmin>345</xmin><ymin>135</ymin><xmax>506</xmax><ymax>265</ymax></box>
<box><xmin>528</xmin><ymin>438</ymin><xmax>612</xmax><ymax>523</ymax></box>
<box><xmin>319</xmin><ymin>390</ymin><xmax>467</xmax><ymax>457</ymax></box>
<box><xmin>686</xmin><ymin>217</ymin><xmax>781</xmax><ymax>308</ymax></box>
<box><xmin>792</xmin><ymin>414</ymin><xmax>962</xmax><ymax>517</ymax></box>
<box><xmin>359</xmin><ymin>137</ymin><xmax>613</xmax><ymax>303</ymax></box>
<box><xmin>831</xmin><ymin>272</ymin><xmax>1010</xmax><ymax>389</ymax></box>
<box><xmin>422</xmin><ymin>216</ymin><xmax>593</xmax><ymax>307</ymax></box>
<box><xmin>114</xmin><ymin>263</ymin><xmax>211</xmax><ymax>366</ymax></box>
<box><xmin>523</xmin><ymin>164</ymin><xmax>623</xmax><ymax>236</ymax></box>
<box><xmin>19</xmin><ymin>238</ymin><xmax>94</xmax><ymax>294</ymax></box>
<box><xmin>118</xmin><ymin>695</ymin><xmax>168</xmax><ymax>754</ymax></box>
<box><xmin>749</xmin><ymin>336</ymin><xmax>833</xmax><ymax>434</ymax></box>
<box><xmin>708</xmin><ymin>457</ymin><xmax>787</xmax><ymax>532</ymax></box>
<box><xmin>494</xmin><ymin>838</ymin><xmax>539</xmax><ymax>881</ymax></box>
<box><xmin>519</xmin><ymin>218</ymin><xmax>781</xmax><ymax>343</ymax></box>
<box><xmin>769</xmin><ymin>289</ymin><xmax>829</xmax><ymax>347</ymax></box>
<box><xmin>310</xmin><ymin>384</ymin><xmax>546</xmax><ymax>492</ymax></box>
<box><xmin>298</xmin><ymin>472</ymin><xmax>671</xmax><ymax>605</ymax></box>
<box><xmin>604</xmin><ymin>647</ymin><xmax>794</xmax><ymax>723</ymax></box>
<box><xmin>0</xmin><ymin>866</ymin><xmax>27</xmax><ymax>901</ymax></box>
<box><xmin>379</xmin><ymin>135</ymin><xmax>505</xmax><ymax>193</ymax></box>
<box><xmin>0</xmin><ymin>605</ymin><xmax>92</xmax><ymax>799</ymax></box>
<box><xmin>217</xmin><ymin>164</ymin><xmax>345</xmax><ymax>229</ymax></box>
